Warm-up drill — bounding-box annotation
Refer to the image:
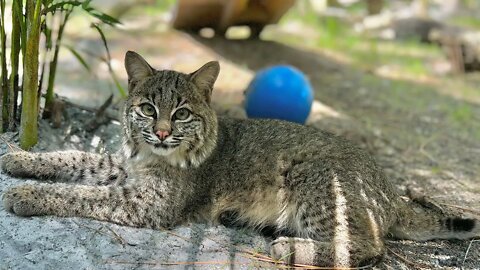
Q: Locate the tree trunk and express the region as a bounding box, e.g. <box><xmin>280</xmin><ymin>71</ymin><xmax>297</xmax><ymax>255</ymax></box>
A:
<box><xmin>0</xmin><ymin>0</ymin><xmax>7</xmax><ymax>132</ymax></box>
<box><xmin>8</xmin><ymin>0</ymin><xmax>22</xmax><ymax>131</ymax></box>
<box><xmin>45</xmin><ymin>10</ymin><xmax>71</xmax><ymax>113</ymax></box>
<box><xmin>20</xmin><ymin>0</ymin><xmax>42</xmax><ymax>149</ymax></box>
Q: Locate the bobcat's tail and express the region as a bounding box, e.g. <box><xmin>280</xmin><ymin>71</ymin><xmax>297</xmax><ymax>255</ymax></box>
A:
<box><xmin>389</xmin><ymin>198</ymin><xmax>479</xmax><ymax>241</ymax></box>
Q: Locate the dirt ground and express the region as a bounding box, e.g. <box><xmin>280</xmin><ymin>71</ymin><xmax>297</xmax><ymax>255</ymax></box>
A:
<box><xmin>1</xmin><ymin>7</ymin><xmax>480</xmax><ymax>270</ymax></box>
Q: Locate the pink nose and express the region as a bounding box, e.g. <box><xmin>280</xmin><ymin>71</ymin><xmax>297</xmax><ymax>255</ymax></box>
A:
<box><xmin>155</xmin><ymin>130</ymin><xmax>170</xmax><ymax>140</ymax></box>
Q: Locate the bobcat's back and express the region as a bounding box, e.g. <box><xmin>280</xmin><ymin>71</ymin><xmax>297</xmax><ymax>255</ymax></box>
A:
<box><xmin>2</xmin><ymin>51</ymin><xmax>478</xmax><ymax>269</ymax></box>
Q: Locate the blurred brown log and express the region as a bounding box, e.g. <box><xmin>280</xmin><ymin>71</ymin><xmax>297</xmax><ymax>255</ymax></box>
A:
<box><xmin>367</xmin><ymin>0</ymin><xmax>384</xmax><ymax>15</ymax></box>
<box><xmin>173</xmin><ymin>0</ymin><xmax>295</xmax><ymax>38</ymax></box>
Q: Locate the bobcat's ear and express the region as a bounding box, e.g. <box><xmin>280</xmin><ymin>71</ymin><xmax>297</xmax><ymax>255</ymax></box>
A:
<box><xmin>189</xmin><ymin>61</ymin><xmax>220</xmax><ymax>103</ymax></box>
<box><xmin>124</xmin><ymin>51</ymin><xmax>154</xmax><ymax>85</ymax></box>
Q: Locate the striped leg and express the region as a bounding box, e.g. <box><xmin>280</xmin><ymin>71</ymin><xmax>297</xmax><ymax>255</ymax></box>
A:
<box><xmin>270</xmin><ymin>236</ymin><xmax>384</xmax><ymax>268</ymax></box>
<box><xmin>276</xmin><ymin>168</ymin><xmax>389</xmax><ymax>267</ymax></box>
<box><xmin>1</xmin><ymin>151</ymin><xmax>127</xmax><ymax>185</ymax></box>
<box><xmin>2</xmin><ymin>181</ymin><xmax>172</xmax><ymax>229</ymax></box>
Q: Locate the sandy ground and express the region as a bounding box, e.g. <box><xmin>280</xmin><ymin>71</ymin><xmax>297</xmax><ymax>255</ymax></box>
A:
<box><xmin>1</xmin><ymin>7</ymin><xmax>480</xmax><ymax>270</ymax></box>
<box><xmin>0</xmin><ymin>102</ymin><xmax>478</xmax><ymax>270</ymax></box>
<box><xmin>0</xmin><ymin>115</ymin><xmax>272</xmax><ymax>270</ymax></box>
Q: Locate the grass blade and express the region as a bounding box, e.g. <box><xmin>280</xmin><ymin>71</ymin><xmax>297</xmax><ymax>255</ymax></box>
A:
<box><xmin>88</xmin><ymin>10</ymin><xmax>121</xmax><ymax>26</ymax></box>
<box><xmin>64</xmin><ymin>44</ymin><xmax>91</xmax><ymax>72</ymax></box>
<box><xmin>91</xmin><ymin>23</ymin><xmax>126</xmax><ymax>97</ymax></box>
<box><xmin>111</xmin><ymin>72</ymin><xmax>126</xmax><ymax>97</ymax></box>
<box><xmin>45</xmin><ymin>8</ymin><xmax>72</xmax><ymax>110</ymax></box>
<box><xmin>8</xmin><ymin>0</ymin><xmax>23</xmax><ymax>130</ymax></box>
<box><xmin>90</xmin><ymin>23</ymin><xmax>111</xmax><ymax>61</ymax></box>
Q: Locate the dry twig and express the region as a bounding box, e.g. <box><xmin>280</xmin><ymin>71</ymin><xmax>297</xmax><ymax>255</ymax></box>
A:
<box><xmin>438</xmin><ymin>203</ymin><xmax>480</xmax><ymax>217</ymax></box>
<box><xmin>85</xmin><ymin>94</ymin><xmax>115</xmax><ymax>132</ymax></box>
<box><xmin>71</xmin><ymin>220</ymin><xmax>131</xmax><ymax>246</ymax></box>
<box><xmin>418</xmin><ymin>135</ymin><xmax>440</xmax><ymax>165</ymax></box>
<box><xmin>104</xmin><ymin>226</ymin><xmax>129</xmax><ymax>246</ymax></box>
<box><xmin>0</xmin><ymin>134</ymin><xmax>24</xmax><ymax>152</ymax></box>
<box><xmin>462</xmin><ymin>239</ymin><xmax>479</xmax><ymax>266</ymax></box>
<box><xmin>61</xmin><ymin>97</ymin><xmax>120</xmax><ymax>121</ymax></box>
<box><xmin>387</xmin><ymin>247</ymin><xmax>429</xmax><ymax>269</ymax></box>
<box><xmin>107</xmin><ymin>259</ymin><xmax>252</xmax><ymax>267</ymax></box>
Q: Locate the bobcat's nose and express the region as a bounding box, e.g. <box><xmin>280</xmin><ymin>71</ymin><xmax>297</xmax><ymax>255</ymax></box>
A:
<box><xmin>155</xmin><ymin>129</ymin><xmax>170</xmax><ymax>140</ymax></box>
<box><xmin>154</xmin><ymin>120</ymin><xmax>171</xmax><ymax>141</ymax></box>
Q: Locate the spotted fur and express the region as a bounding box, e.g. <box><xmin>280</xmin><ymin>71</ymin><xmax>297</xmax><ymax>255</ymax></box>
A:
<box><xmin>2</xmin><ymin>51</ymin><xmax>479</xmax><ymax>268</ymax></box>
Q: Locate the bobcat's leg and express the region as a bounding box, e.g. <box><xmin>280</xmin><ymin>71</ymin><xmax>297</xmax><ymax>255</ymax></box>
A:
<box><xmin>273</xmin><ymin>166</ymin><xmax>388</xmax><ymax>268</ymax></box>
<box><xmin>1</xmin><ymin>151</ymin><xmax>127</xmax><ymax>185</ymax></box>
<box><xmin>269</xmin><ymin>198</ymin><xmax>386</xmax><ymax>268</ymax></box>
<box><xmin>270</xmin><ymin>236</ymin><xmax>384</xmax><ymax>268</ymax></box>
<box><xmin>2</xmin><ymin>180</ymin><xmax>178</xmax><ymax>229</ymax></box>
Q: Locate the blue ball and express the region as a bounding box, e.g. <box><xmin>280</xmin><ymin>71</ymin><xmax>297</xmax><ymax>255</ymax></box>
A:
<box><xmin>244</xmin><ymin>65</ymin><xmax>313</xmax><ymax>124</ymax></box>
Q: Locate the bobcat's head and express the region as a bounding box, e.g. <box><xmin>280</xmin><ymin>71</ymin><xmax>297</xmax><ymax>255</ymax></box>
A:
<box><xmin>123</xmin><ymin>51</ymin><xmax>219</xmax><ymax>168</ymax></box>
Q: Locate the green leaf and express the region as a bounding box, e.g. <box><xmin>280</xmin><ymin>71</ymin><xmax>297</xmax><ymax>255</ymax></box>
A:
<box><xmin>111</xmin><ymin>73</ymin><xmax>127</xmax><ymax>97</ymax></box>
<box><xmin>87</xmin><ymin>9</ymin><xmax>121</xmax><ymax>26</ymax></box>
<box><xmin>64</xmin><ymin>45</ymin><xmax>91</xmax><ymax>72</ymax></box>
<box><xmin>43</xmin><ymin>0</ymin><xmax>54</xmax><ymax>8</ymax></box>
<box><xmin>43</xmin><ymin>23</ymin><xmax>52</xmax><ymax>50</ymax></box>
<box><xmin>90</xmin><ymin>23</ymin><xmax>110</xmax><ymax>60</ymax></box>
<box><xmin>81</xmin><ymin>0</ymin><xmax>92</xmax><ymax>9</ymax></box>
<box><xmin>43</xmin><ymin>1</ymin><xmax>82</xmax><ymax>14</ymax></box>
<box><xmin>90</xmin><ymin>23</ymin><xmax>126</xmax><ymax>97</ymax></box>
<box><xmin>82</xmin><ymin>6</ymin><xmax>94</xmax><ymax>12</ymax></box>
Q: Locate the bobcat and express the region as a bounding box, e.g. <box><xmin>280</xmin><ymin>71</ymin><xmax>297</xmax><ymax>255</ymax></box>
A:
<box><xmin>2</xmin><ymin>51</ymin><xmax>479</xmax><ymax>268</ymax></box>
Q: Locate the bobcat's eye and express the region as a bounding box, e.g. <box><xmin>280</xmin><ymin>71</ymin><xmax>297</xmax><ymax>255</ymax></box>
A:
<box><xmin>174</xmin><ymin>108</ymin><xmax>191</xmax><ymax>121</ymax></box>
<box><xmin>140</xmin><ymin>104</ymin><xmax>156</xmax><ymax>117</ymax></box>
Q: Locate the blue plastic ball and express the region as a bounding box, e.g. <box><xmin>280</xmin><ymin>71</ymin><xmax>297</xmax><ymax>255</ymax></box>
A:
<box><xmin>244</xmin><ymin>65</ymin><xmax>313</xmax><ymax>124</ymax></box>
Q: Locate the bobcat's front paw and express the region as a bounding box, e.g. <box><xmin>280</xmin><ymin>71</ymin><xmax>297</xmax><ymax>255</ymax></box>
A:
<box><xmin>270</xmin><ymin>237</ymin><xmax>320</xmax><ymax>266</ymax></box>
<box><xmin>3</xmin><ymin>185</ymin><xmax>45</xmax><ymax>216</ymax></box>
<box><xmin>270</xmin><ymin>237</ymin><xmax>294</xmax><ymax>264</ymax></box>
<box><xmin>1</xmin><ymin>152</ymin><xmax>35</xmax><ymax>177</ymax></box>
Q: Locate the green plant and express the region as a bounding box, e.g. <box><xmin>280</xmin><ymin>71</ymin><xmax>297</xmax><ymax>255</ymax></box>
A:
<box><xmin>0</xmin><ymin>0</ymin><xmax>120</xmax><ymax>149</ymax></box>
<box><xmin>450</xmin><ymin>105</ymin><xmax>474</xmax><ymax>123</ymax></box>
<box><xmin>20</xmin><ymin>0</ymin><xmax>43</xmax><ymax>149</ymax></box>
<box><xmin>0</xmin><ymin>0</ymin><xmax>8</xmax><ymax>130</ymax></box>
